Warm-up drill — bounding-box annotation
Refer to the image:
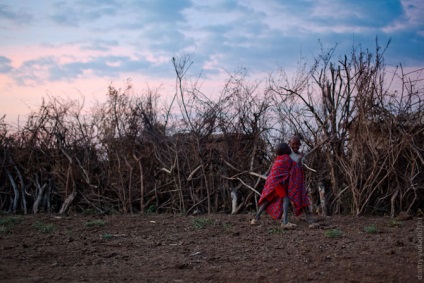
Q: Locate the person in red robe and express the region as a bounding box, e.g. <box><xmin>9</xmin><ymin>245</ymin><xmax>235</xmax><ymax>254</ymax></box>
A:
<box><xmin>251</xmin><ymin>142</ymin><xmax>297</xmax><ymax>229</ymax></box>
<box><xmin>288</xmin><ymin>135</ymin><xmax>314</xmax><ymax>223</ymax></box>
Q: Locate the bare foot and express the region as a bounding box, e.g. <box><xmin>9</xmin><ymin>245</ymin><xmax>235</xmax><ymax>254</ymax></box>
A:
<box><xmin>309</xmin><ymin>223</ymin><xmax>321</xmax><ymax>229</ymax></box>
<box><xmin>250</xmin><ymin>219</ymin><xmax>259</xmax><ymax>225</ymax></box>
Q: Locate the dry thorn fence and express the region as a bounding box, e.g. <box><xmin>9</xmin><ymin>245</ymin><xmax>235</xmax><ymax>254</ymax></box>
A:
<box><xmin>1</xmin><ymin>42</ymin><xmax>423</xmax><ymax>216</ymax></box>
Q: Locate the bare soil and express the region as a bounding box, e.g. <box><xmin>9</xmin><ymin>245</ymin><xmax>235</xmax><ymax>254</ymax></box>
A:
<box><xmin>0</xmin><ymin>213</ymin><xmax>420</xmax><ymax>282</ymax></box>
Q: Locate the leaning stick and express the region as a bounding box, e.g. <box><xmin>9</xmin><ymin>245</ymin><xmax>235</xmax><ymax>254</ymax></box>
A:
<box><xmin>301</xmin><ymin>137</ymin><xmax>331</xmax><ymax>173</ymax></box>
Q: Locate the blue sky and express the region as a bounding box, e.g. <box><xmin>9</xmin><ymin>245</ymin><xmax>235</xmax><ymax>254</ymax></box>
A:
<box><xmin>0</xmin><ymin>0</ymin><xmax>423</xmax><ymax>124</ymax></box>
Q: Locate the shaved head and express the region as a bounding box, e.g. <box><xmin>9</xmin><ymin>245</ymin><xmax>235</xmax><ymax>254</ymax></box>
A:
<box><xmin>289</xmin><ymin>135</ymin><xmax>300</xmax><ymax>143</ymax></box>
<box><xmin>289</xmin><ymin>135</ymin><xmax>301</xmax><ymax>154</ymax></box>
<box><xmin>275</xmin><ymin>142</ymin><xmax>291</xmax><ymax>155</ymax></box>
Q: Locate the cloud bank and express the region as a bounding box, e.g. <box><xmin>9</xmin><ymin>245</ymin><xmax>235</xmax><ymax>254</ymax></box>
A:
<box><xmin>0</xmin><ymin>0</ymin><xmax>423</xmax><ymax>123</ymax></box>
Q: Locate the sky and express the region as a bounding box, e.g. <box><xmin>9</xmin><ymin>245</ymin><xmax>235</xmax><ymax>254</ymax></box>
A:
<box><xmin>1</xmin><ymin>0</ymin><xmax>423</xmax><ymax>126</ymax></box>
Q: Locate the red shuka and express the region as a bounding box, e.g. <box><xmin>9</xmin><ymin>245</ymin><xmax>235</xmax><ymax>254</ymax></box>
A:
<box><xmin>258</xmin><ymin>154</ymin><xmax>311</xmax><ymax>219</ymax></box>
<box><xmin>258</xmin><ymin>155</ymin><xmax>292</xmax><ymax>220</ymax></box>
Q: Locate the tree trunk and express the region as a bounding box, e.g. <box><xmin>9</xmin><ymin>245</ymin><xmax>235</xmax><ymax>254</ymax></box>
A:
<box><xmin>318</xmin><ymin>182</ymin><xmax>327</xmax><ymax>216</ymax></box>
<box><xmin>59</xmin><ymin>190</ymin><xmax>77</xmax><ymax>214</ymax></box>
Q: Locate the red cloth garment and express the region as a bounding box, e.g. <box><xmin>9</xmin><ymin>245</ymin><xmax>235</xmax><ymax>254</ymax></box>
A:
<box><xmin>288</xmin><ymin>161</ymin><xmax>310</xmax><ymax>216</ymax></box>
<box><xmin>274</xmin><ymin>184</ymin><xmax>287</xmax><ymax>198</ymax></box>
<box><xmin>258</xmin><ymin>155</ymin><xmax>293</xmax><ymax>220</ymax></box>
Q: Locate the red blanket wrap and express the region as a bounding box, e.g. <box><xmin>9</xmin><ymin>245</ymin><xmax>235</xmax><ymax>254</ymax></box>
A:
<box><xmin>258</xmin><ymin>155</ymin><xmax>292</xmax><ymax>220</ymax></box>
<box><xmin>258</xmin><ymin>155</ymin><xmax>311</xmax><ymax>219</ymax></box>
<box><xmin>288</xmin><ymin>161</ymin><xmax>310</xmax><ymax>216</ymax></box>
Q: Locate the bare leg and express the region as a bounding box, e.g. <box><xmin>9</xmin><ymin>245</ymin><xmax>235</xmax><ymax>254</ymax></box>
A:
<box><xmin>282</xmin><ymin>197</ymin><xmax>290</xmax><ymax>224</ymax></box>
<box><xmin>304</xmin><ymin>207</ymin><xmax>315</xmax><ymax>223</ymax></box>
<box><xmin>281</xmin><ymin>197</ymin><xmax>297</xmax><ymax>229</ymax></box>
<box><xmin>254</xmin><ymin>200</ymin><xmax>269</xmax><ymax>221</ymax></box>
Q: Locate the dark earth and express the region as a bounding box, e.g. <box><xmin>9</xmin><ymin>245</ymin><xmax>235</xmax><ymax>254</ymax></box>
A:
<box><xmin>0</xmin><ymin>212</ymin><xmax>421</xmax><ymax>282</ymax></box>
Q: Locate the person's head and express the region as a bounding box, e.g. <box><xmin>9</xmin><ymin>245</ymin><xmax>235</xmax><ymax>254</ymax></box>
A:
<box><xmin>289</xmin><ymin>136</ymin><xmax>301</xmax><ymax>154</ymax></box>
<box><xmin>275</xmin><ymin>142</ymin><xmax>291</xmax><ymax>156</ymax></box>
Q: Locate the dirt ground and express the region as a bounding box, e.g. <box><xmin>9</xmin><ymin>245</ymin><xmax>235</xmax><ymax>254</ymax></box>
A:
<box><xmin>0</xmin><ymin>212</ymin><xmax>421</xmax><ymax>283</ymax></box>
